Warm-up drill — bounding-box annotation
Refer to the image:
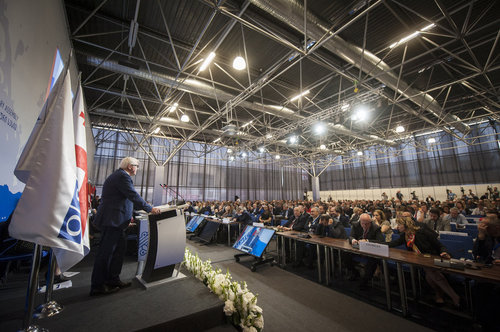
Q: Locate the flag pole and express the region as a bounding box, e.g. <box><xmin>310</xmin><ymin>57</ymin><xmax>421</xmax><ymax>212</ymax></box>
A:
<box><xmin>21</xmin><ymin>244</ymin><xmax>48</xmax><ymax>332</ymax></box>
<box><xmin>34</xmin><ymin>250</ymin><xmax>64</xmax><ymax>319</ymax></box>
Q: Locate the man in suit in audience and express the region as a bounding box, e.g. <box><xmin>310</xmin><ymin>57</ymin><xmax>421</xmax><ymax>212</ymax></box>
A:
<box><xmin>281</xmin><ymin>203</ymin><xmax>294</xmax><ymax>221</ymax></box>
<box><xmin>349</xmin><ymin>214</ymin><xmax>385</xmax><ymax>289</ymax></box>
<box><xmin>281</xmin><ymin>207</ymin><xmax>308</xmax><ymax>232</ymax></box>
<box><xmin>91</xmin><ymin>157</ymin><xmax>160</xmax><ymax>296</ymax></box>
<box><xmin>425</xmin><ymin>208</ymin><xmax>451</xmax><ymax>232</ymax></box>
<box><xmin>307</xmin><ymin>207</ymin><xmax>321</xmax><ymax>233</ymax></box>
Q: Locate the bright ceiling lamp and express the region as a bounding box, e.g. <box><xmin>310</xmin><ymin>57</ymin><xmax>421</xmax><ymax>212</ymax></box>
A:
<box><xmin>313</xmin><ymin>122</ymin><xmax>326</xmax><ymax>135</ymax></box>
<box><xmin>428</xmin><ymin>137</ymin><xmax>436</xmax><ymax>144</ymax></box>
<box><xmin>199</xmin><ymin>52</ymin><xmax>216</xmax><ymax>71</ymax></box>
<box><xmin>390</xmin><ymin>23</ymin><xmax>435</xmax><ymax>49</ymax></box>
<box><xmin>275</xmin><ymin>155</ymin><xmax>281</xmax><ymax>160</ymax></box>
<box><xmin>357</xmin><ymin>151</ymin><xmax>363</xmax><ymax>156</ymax></box>
<box><xmin>153</xmin><ymin>127</ymin><xmax>160</xmax><ymax>134</ymax></box>
<box><xmin>319</xmin><ymin>144</ymin><xmax>326</xmax><ymax>150</ymax></box>
<box><xmin>180</xmin><ymin>114</ymin><xmax>190</xmax><ymax>122</ymax></box>
<box><xmin>290</xmin><ymin>89</ymin><xmax>310</xmax><ymax>102</ymax></box>
<box><xmin>265</xmin><ymin>133</ymin><xmax>273</xmax><ymax>139</ymax></box>
<box><xmin>351</xmin><ymin>105</ymin><xmax>369</xmax><ymax>121</ymax></box>
<box><xmin>168</xmin><ymin>102</ymin><xmax>179</xmax><ymax>113</ymax></box>
<box><xmin>229</xmin><ymin>156</ymin><xmax>235</xmax><ymax>161</ymax></box>
<box><xmin>227</xmin><ymin>148</ymin><xmax>233</xmax><ymax>154</ymax></box>
<box><xmin>341</xmin><ymin>103</ymin><xmax>350</xmax><ymax>110</ymax></box>
<box><xmin>241</xmin><ymin>152</ymin><xmax>247</xmax><ymax>158</ymax></box>
<box><xmin>259</xmin><ymin>147</ymin><xmax>265</xmax><ymax>153</ymax></box>
<box><xmin>395</xmin><ymin>125</ymin><xmax>405</xmax><ymax>133</ymax></box>
<box><xmin>289</xmin><ymin>135</ymin><xmax>298</xmax><ymax>144</ymax></box>
<box><xmin>233</xmin><ymin>56</ymin><xmax>246</xmax><ymax>70</ymax></box>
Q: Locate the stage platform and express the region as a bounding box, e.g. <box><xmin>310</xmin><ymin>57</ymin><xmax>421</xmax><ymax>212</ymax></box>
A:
<box><xmin>0</xmin><ymin>252</ymin><xmax>230</xmax><ymax>331</ymax></box>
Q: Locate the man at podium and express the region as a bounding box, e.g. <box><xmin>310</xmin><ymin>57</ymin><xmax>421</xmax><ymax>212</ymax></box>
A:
<box><xmin>90</xmin><ymin>157</ymin><xmax>160</xmax><ymax>296</ymax></box>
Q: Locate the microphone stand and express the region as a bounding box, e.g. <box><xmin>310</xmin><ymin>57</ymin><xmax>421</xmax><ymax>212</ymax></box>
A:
<box><xmin>159</xmin><ymin>184</ymin><xmax>186</xmax><ymax>205</ymax></box>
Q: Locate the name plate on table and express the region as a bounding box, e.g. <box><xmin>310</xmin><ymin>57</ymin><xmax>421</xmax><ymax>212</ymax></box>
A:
<box><xmin>222</xmin><ymin>218</ymin><xmax>231</xmax><ymax>224</ymax></box>
<box><xmin>359</xmin><ymin>241</ymin><xmax>389</xmax><ymax>257</ymax></box>
<box><xmin>253</xmin><ymin>222</ymin><xmax>264</xmax><ymax>227</ymax></box>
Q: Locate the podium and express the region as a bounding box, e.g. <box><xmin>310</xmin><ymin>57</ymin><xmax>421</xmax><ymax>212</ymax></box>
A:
<box><xmin>135</xmin><ymin>205</ymin><xmax>187</xmax><ymax>288</ymax></box>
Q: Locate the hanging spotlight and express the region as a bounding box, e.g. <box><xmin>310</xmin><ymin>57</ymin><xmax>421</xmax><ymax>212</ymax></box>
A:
<box><xmin>395</xmin><ymin>125</ymin><xmax>405</xmax><ymax>133</ymax></box>
<box><xmin>351</xmin><ymin>105</ymin><xmax>369</xmax><ymax>121</ymax></box>
<box><xmin>259</xmin><ymin>147</ymin><xmax>265</xmax><ymax>153</ymax></box>
<box><xmin>289</xmin><ymin>135</ymin><xmax>298</xmax><ymax>144</ymax></box>
<box><xmin>241</xmin><ymin>152</ymin><xmax>247</xmax><ymax>158</ymax></box>
<box><xmin>357</xmin><ymin>151</ymin><xmax>363</xmax><ymax>156</ymax></box>
<box><xmin>227</xmin><ymin>148</ymin><xmax>233</xmax><ymax>154</ymax></box>
<box><xmin>232</xmin><ymin>56</ymin><xmax>246</xmax><ymax>70</ymax></box>
<box><xmin>180</xmin><ymin>114</ymin><xmax>190</xmax><ymax>122</ymax></box>
<box><xmin>313</xmin><ymin>122</ymin><xmax>326</xmax><ymax>135</ymax></box>
<box><xmin>265</xmin><ymin>133</ymin><xmax>273</xmax><ymax>139</ymax></box>
<box><xmin>229</xmin><ymin>156</ymin><xmax>235</xmax><ymax>161</ymax></box>
<box><xmin>199</xmin><ymin>52</ymin><xmax>216</xmax><ymax>71</ymax></box>
<box><xmin>275</xmin><ymin>155</ymin><xmax>281</xmax><ymax>160</ymax></box>
<box><xmin>319</xmin><ymin>144</ymin><xmax>326</xmax><ymax>150</ymax></box>
<box><xmin>428</xmin><ymin>137</ymin><xmax>436</xmax><ymax>144</ymax></box>
<box><xmin>168</xmin><ymin>102</ymin><xmax>179</xmax><ymax>113</ymax></box>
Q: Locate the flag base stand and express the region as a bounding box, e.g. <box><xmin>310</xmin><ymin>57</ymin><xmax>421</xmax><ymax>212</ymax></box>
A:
<box><xmin>18</xmin><ymin>325</ymin><xmax>49</xmax><ymax>332</ymax></box>
<box><xmin>33</xmin><ymin>301</ymin><xmax>64</xmax><ymax>319</ymax></box>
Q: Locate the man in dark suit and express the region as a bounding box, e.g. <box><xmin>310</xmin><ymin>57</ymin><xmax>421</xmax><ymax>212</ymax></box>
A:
<box><xmin>349</xmin><ymin>213</ymin><xmax>385</xmax><ymax>289</ymax></box>
<box><xmin>281</xmin><ymin>203</ymin><xmax>294</xmax><ymax>221</ymax></box>
<box><xmin>91</xmin><ymin>157</ymin><xmax>160</xmax><ymax>296</ymax></box>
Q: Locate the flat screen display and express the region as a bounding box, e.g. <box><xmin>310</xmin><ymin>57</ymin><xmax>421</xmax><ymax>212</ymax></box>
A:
<box><xmin>233</xmin><ymin>226</ymin><xmax>275</xmax><ymax>258</ymax></box>
<box><xmin>186</xmin><ymin>215</ymin><xmax>204</xmax><ymax>232</ymax></box>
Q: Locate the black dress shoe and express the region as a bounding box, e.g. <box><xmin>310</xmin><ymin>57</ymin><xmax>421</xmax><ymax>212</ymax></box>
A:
<box><xmin>89</xmin><ymin>285</ymin><xmax>120</xmax><ymax>296</ymax></box>
<box><xmin>107</xmin><ymin>280</ymin><xmax>132</xmax><ymax>289</ymax></box>
<box><xmin>54</xmin><ymin>274</ymin><xmax>69</xmax><ymax>283</ymax></box>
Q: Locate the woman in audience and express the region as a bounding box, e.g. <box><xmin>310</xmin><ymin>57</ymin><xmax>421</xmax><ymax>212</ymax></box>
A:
<box><xmin>373</xmin><ymin>209</ymin><xmax>392</xmax><ymax>242</ymax></box>
<box><xmin>389</xmin><ymin>216</ymin><xmax>460</xmax><ymax>307</ymax></box>
<box><xmin>472</xmin><ymin>201</ymin><xmax>486</xmax><ymax>216</ymax></box>
<box><xmin>259</xmin><ymin>205</ymin><xmax>272</xmax><ymax>225</ymax></box>
<box><xmin>456</xmin><ymin>201</ymin><xmax>469</xmax><ymax>215</ymax></box>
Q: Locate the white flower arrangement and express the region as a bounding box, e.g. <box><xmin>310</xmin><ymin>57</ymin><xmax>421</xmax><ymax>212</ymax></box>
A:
<box><xmin>184</xmin><ymin>248</ymin><xmax>264</xmax><ymax>331</ymax></box>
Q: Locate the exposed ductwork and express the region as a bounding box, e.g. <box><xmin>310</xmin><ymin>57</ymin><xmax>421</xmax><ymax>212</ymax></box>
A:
<box><xmin>83</xmin><ymin>55</ymin><xmax>396</xmax><ymax>146</ymax></box>
<box><xmin>248</xmin><ymin>0</ymin><xmax>470</xmax><ymax>134</ymax></box>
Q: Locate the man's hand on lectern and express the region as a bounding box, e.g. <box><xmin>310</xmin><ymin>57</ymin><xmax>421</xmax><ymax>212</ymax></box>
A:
<box><xmin>151</xmin><ymin>207</ymin><xmax>161</xmax><ymax>215</ymax></box>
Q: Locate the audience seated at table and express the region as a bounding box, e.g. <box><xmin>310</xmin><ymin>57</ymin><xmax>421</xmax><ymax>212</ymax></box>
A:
<box><xmin>425</xmin><ymin>207</ymin><xmax>451</xmax><ymax>232</ymax></box>
<box><xmin>373</xmin><ymin>209</ymin><xmax>392</xmax><ymax>242</ymax></box>
<box><xmin>259</xmin><ymin>205</ymin><xmax>272</xmax><ymax>225</ymax></box>
<box><xmin>443</xmin><ymin>207</ymin><xmax>467</xmax><ymax>225</ymax></box>
<box><xmin>389</xmin><ymin>216</ymin><xmax>460</xmax><ymax>307</ymax></box>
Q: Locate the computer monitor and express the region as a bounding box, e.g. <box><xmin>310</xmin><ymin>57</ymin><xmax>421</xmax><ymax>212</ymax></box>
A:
<box><xmin>233</xmin><ymin>225</ymin><xmax>275</xmax><ymax>258</ymax></box>
<box><xmin>197</xmin><ymin>220</ymin><xmax>220</xmax><ymax>243</ymax></box>
<box><xmin>186</xmin><ymin>215</ymin><xmax>204</xmax><ymax>232</ymax></box>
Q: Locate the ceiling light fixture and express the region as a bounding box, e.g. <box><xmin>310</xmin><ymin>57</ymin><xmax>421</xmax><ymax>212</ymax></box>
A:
<box><xmin>259</xmin><ymin>147</ymin><xmax>265</xmax><ymax>153</ymax></box>
<box><xmin>341</xmin><ymin>103</ymin><xmax>350</xmax><ymax>110</ymax></box>
<box><xmin>351</xmin><ymin>105</ymin><xmax>369</xmax><ymax>121</ymax></box>
<box><xmin>229</xmin><ymin>156</ymin><xmax>235</xmax><ymax>161</ymax></box>
<box><xmin>290</xmin><ymin>89</ymin><xmax>310</xmax><ymax>102</ymax></box>
<box><xmin>289</xmin><ymin>135</ymin><xmax>298</xmax><ymax>144</ymax></box>
<box><xmin>313</xmin><ymin>122</ymin><xmax>326</xmax><ymax>135</ymax></box>
<box><xmin>153</xmin><ymin>127</ymin><xmax>160</xmax><ymax>134</ymax></box>
<box><xmin>357</xmin><ymin>151</ymin><xmax>363</xmax><ymax>156</ymax></box>
<box><xmin>241</xmin><ymin>120</ymin><xmax>253</xmax><ymax>128</ymax></box>
<box><xmin>232</xmin><ymin>56</ymin><xmax>246</xmax><ymax>70</ymax></box>
<box><xmin>395</xmin><ymin>125</ymin><xmax>405</xmax><ymax>133</ymax></box>
<box><xmin>241</xmin><ymin>152</ymin><xmax>247</xmax><ymax>158</ymax></box>
<box><xmin>213</xmin><ymin>137</ymin><xmax>221</xmax><ymax>143</ymax></box>
<box><xmin>180</xmin><ymin>114</ymin><xmax>190</xmax><ymax>122</ymax></box>
<box><xmin>390</xmin><ymin>23</ymin><xmax>436</xmax><ymax>49</ymax></box>
<box><xmin>199</xmin><ymin>52</ymin><xmax>216</xmax><ymax>71</ymax></box>
<box><xmin>168</xmin><ymin>102</ymin><xmax>179</xmax><ymax>113</ymax></box>
<box><xmin>428</xmin><ymin>137</ymin><xmax>436</xmax><ymax>144</ymax></box>
<box><xmin>227</xmin><ymin>148</ymin><xmax>233</xmax><ymax>154</ymax></box>
<box><xmin>266</xmin><ymin>133</ymin><xmax>273</xmax><ymax>139</ymax></box>
<box><xmin>319</xmin><ymin>144</ymin><xmax>326</xmax><ymax>150</ymax></box>
<box><xmin>275</xmin><ymin>155</ymin><xmax>280</xmax><ymax>160</ymax></box>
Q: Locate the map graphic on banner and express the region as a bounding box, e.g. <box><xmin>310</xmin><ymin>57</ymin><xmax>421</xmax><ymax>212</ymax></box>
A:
<box><xmin>0</xmin><ymin>47</ymin><xmax>64</xmax><ymax>223</ymax></box>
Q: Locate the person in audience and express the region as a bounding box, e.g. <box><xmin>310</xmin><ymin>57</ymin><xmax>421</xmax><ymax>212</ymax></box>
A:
<box><xmin>389</xmin><ymin>216</ymin><xmax>460</xmax><ymax>307</ymax></box>
<box><xmin>416</xmin><ymin>204</ymin><xmax>429</xmax><ymax>222</ymax></box>
<box><xmin>338</xmin><ymin>207</ymin><xmax>350</xmax><ymax>228</ymax></box>
<box><xmin>199</xmin><ymin>202</ymin><xmax>212</xmax><ymax>215</ymax></box>
<box><xmin>381</xmin><ymin>192</ymin><xmax>388</xmax><ymax>200</ymax></box>
<box><xmin>448</xmin><ymin>190</ymin><xmax>457</xmax><ymax>201</ymax></box>
<box><xmin>396</xmin><ymin>190</ymin><xmax>403</xmax><ymax>201</ymax></box>
<box><xmin>221</xmin><ymin>205</ymin><xmax>235</xmax><ymax>218</ymax></box>
<box><xmin>472</xmin><ymin>201</ymin><xmax>486</xmax><ymax>216</ymax></box>
<box><xmin>91</xmin><ymin>157</ymin><xmax>160</xmax><ymax>296</ymax></box>
<box><xmin>426</xmin><ymin>208</ymin><xmax>450</xmax><ymax>232</ymax></box>
<box><xmin>349</xmin><ymin>214</ymin><xmax>385</xmax><ymax>289</ymax></box>
<box><xmin>443</xmin><ymin>207</ymin><xmax>467</xmax><ymax>225</ymax></box>
<box><xmin>233</xmin><ymin>207</ymin><xmax>252</xmax><ymax>225</ymax></box>
<box><xmin>373</xmin><ymin>209</ymin><xmax>392</xmax><ymax>242</ymax></box>
<box><xmin>259</xmin><ymin>205</ymin><xmax>272</xmax><ymax>225</ymax></box>
<box><xmin>315</xmin><ymin>214</ymin><xmax>347</xmax><ymax>239</ymax></box>
<box><xmin>455</xmin><ymin>201</ymin><xmax>469</xmax><ymax>215</ymax></box>
<box><xmin>350</xmin><ymin>207</ymin><xmax>362</xmax><ymax>224</ymax></box>
<box><xmin>441</xmin><ymin>205</ymin><xmax>450</xmax><ymax>218</ymax></box>
<box><xmin>281</xmin><ymin>203</ymin><xmax>294</xmax><ymax>220</ymax></box>
<box><xmin>426</xmin><ymin>195</ymin><xmax>435</xmax><ymax>204</ymax></box>
<box><xmin>280</xmin><ymin>207</ymin><xmax>308</xmax><ymax>232</ymax></box>
<box><xmin>307</xmin><ymin>207</ymin><xmax>321</xmax><ymax>233</ymax></box>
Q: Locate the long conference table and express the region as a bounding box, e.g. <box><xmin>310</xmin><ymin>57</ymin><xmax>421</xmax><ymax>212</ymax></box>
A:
<box><xmin>274</xmin><ymin>230</ymin><xmax>500</xmax><ymax>316</ymax></box>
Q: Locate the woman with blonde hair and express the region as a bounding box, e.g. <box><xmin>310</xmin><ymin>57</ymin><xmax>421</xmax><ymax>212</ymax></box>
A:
<box><xmin>373</xmin><ymin>209</ymin><xmax>392</xmax><ymax>242</ymax></box>
<box><xmin>389</xmin><ymin>216</ymin><xmax>460</xmax><ymax>307</ymax></box>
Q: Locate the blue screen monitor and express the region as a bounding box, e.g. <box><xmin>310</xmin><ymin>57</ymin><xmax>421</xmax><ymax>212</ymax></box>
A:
<box><xmin>233</xmin><ymin>226</ymin><xmax>275</xmax><ymax>258</ymax></box>
<box><xmin>186</xmin><ymin>215</ymin><xmax>204</xmax><ymax>232</ymax></box>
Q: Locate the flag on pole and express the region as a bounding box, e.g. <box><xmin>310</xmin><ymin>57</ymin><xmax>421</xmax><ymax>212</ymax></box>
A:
<box><xmin>9</xmin><ymin>64</ymin><xmax>88</xmax><ymax>272</ymax></box>
<box><xmin>53</xmin><ymin>81</ymin><xmax>91</xmax><ymax>270</ymax></box>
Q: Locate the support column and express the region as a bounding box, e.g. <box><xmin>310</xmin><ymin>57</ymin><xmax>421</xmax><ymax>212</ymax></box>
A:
<box><xmin>312</xmin><ymin>176</ymin><xmax>320</xmax><ymax>201</ymax></box>
<box><xmin>152</xmin><ymin>166</ymin><xmax>165</xmax><ymax>206</ymax></box>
